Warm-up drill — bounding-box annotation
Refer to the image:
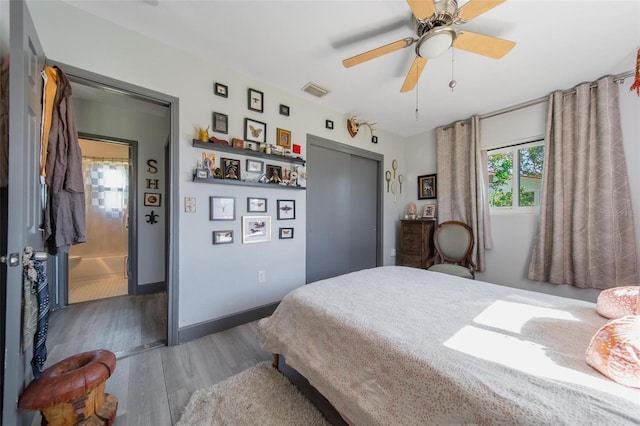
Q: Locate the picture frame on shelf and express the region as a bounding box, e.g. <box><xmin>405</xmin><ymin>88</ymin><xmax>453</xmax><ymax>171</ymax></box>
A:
<box><xmin>212</xmin><ymin>112</ymin><xmax>228</xmax><ymax>134</ymax></box>
<box><xmin>276</xmin><ymin>128</ymin><xmax>292</xmax><ymax>149</ymax></box>
<box><xmin>244</xmin><ymin>118</ymin><xmax>266</xmax><ymax>144</ymax></box>
<box><xmin>195</xmin><ymin>169</ymin><xmax>209</xmax><ymax>179</ymax></box>
<box><xmin>202</xmin><ymin>152</ymin><xmax>216</xmax><ymax>175</ymax></box>
<box><xmin>212</xmin><ymin>230</ymin><xmax>233</xmax><ymax>244</ymax></box>
<box><xmin>277</xmin><ymin>199</ymin><xmax>295</xmax><ymax>220</ymax></box>
<box><xmin>248</xmin><ymin>88</ymin><xmax>264</xmax><ymax>112</ymax></box>
<box><xmin>279</xmin><ymin>227</ymin><xmax>294</xmax><ymax>239</ymax></box>
<box><xmin>242</xmin><ymin>215</ymin><xmax>271</xmax><ymax>244</ymax></box>
<box><xmin>422</xmin><ymin>204</ymin><xmax>437</xmax><ymax>219</ymax></box>
<box><xmin>266</xmin><ymin>164</ymin><xmax>283</xmax><ymax>184</ymax></box>
<box><xmin>279</xmin><ymin>104</ymin><xmax>290</xmax><ymax>116</ymax></box>
<box><xmin>144</xmin><ymin>193</ymin><xmax>161</xmax><ymax>207</ymax></box>
<box><xmin>247</xmin><ymin>197</ymin><xmax>267</xmax><ymax>213</ymax></box>
<box><xmin>418</xmin><ymin>174</ymin><xmax>437</xmax><ymax>200</ymax></box>
<box><xmin>214</xmin><ymin>82</ymin><xmax>228</xmax><ymax>98</ymax></box>
<box><xmin>246</xmin><ymin>159</ymin><xmax>264</xmax><ymax>173</ymax></box>
<box><xmin>210</xmin><ymin>196</ymin><xmax>235</xmax><ymax>220</ymax></box>
<box><xmin>221</xmin><ymin>157</ymin><xmax>240</xmax><ymax>180</ymax></box>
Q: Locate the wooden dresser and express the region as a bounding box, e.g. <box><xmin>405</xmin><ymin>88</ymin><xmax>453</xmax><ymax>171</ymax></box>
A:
<box><xmin>399</xmin><ymin>219</ymin><xmax>436</xmax><ymax>269</ymax></box>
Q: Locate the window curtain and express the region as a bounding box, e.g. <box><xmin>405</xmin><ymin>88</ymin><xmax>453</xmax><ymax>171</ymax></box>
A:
<box><xmin>528</xmin><ymin>76</ymin><xmax>638</xmax><ymax>288</ymax></box>
<box><xmin>436</xmin><ymin>115</ymin><xmax>493</xmax><ymax>271</ymax></box>
<box><xmin>83</xmin><ymin>157</ymin><xmax>129</xmax><ymax>219</ymax></box>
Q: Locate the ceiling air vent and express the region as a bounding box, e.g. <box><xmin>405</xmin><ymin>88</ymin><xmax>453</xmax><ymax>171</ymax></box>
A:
<box><xmin>301</xmin><ymin>82</ymin><xmax>330</xmax><ymax>98</ymax></box>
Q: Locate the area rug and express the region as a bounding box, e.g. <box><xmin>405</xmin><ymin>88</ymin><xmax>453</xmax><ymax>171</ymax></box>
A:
<box><xmin>176</xmin><ymin>361</ymin><xmax>330</xmax><ymax>425</ymax></box>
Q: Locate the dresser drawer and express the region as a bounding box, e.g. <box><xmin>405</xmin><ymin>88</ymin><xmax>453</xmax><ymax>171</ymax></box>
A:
<box><xmin>401</xmin><ymin>241</ymin><xmax>423</xmax><ymax>255</ymax></box>
<box><xmin>401</xmin><ymin>223</ymin><xmax>424</xmax><ymax>235</ymax></box>
<box><xmin>400</xmin><ymin>255</ymin><xmax>423</xmax><ymax>268</ymax></box>
<box><xmin>402</xmin><ymin>233</ymin><xmax>424</xmax><ymax>245</ymax></box>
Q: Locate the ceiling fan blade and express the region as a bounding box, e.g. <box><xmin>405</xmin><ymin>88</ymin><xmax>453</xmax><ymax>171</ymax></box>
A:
<box><xmin>453</xmin><ymin>31</ymin><xmax>515</xmax><ymax>59</ymax></box>
<box><xmin>458</xmin><ymin>0</ymin><xmax>507</xmax><ymax>22</ymax></box>
<box><xmin>342</xmin><ymin>38</ymin><xmax>415</xmax><ymax>68</ymax></box>
<box><xmin>400</xmin><ymin>56</ymin><xmax>428</xmax><ymax>93</ymax></box>
<box><xmin>407</xmin><ymin>0</ymin><xmax>436</xmax><ymax>20</ymax></box>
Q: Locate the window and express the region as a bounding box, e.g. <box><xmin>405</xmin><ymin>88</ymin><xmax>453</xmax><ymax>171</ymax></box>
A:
<box><xmin>487</xmin><ymin>140</ymin><xmax>544</xmax><ymax>211</ymax></box>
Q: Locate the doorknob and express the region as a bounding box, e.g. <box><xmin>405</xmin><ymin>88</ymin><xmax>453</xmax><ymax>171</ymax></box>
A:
<box><xmin>1</xmin><ymin>250</ymin><xmax>47</xmax><ymax>267</ymax></box>
<box><xmin>0</xmin><ymin>253</ymin><xmax>20</xmax><ymax>267</ymax></box>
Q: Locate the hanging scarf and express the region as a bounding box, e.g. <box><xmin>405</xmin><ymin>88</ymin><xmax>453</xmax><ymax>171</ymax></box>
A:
<box><xmin>631</xmin><ymin>48</ymin><xmax>640</xmax><ymax>96</ymax></box>
<box><xmin>21</xmin><ymin>250</ymin><xmax>38</xmax><ymax>353</ymax></box>
<box><xmin>22</xmin><ymin>247</ymin><xmax>49</xmax><ymax>380</ymax></box>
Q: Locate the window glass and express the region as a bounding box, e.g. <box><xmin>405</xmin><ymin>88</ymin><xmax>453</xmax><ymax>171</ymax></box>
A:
<box><xmin>487</xmin><ymin>141</ymin><xmax>544</xmax><ymax>211</ymax></box>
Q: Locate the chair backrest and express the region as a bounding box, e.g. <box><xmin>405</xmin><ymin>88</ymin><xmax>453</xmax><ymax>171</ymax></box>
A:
<box><xmin>431</xmin><ymin>221</ymin><xmax>476</xmax><ymax>273</ymax></box>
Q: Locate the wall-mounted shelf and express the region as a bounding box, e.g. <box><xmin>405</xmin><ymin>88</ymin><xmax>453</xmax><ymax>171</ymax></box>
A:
<box><xmin>192</xmin><ymin>140</ymin><xmax>306</xmax><ymax>165</ymax></box>
<box><xmin>192</xmin><ymin>176</ymin><xmax>306</xmax><ymax>190</ymax></box>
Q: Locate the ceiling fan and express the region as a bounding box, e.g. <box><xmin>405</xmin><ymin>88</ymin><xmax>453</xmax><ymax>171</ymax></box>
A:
<box><xmin>342</xmin><ymin>0</ymin><xmax>516</xmax><ymax>92</ymax></box>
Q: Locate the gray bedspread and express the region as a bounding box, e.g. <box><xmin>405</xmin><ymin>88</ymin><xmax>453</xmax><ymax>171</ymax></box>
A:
<box><xmin>258</xmin><ymin>266</ymin><xmax>640</xmax><ymax>425</ymax></box>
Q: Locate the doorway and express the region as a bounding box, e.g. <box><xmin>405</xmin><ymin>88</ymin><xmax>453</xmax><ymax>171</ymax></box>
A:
<box><xmin>68</xmin><ymin>136</ymin><xmax>136</xmax><ymax>304</ymax></box>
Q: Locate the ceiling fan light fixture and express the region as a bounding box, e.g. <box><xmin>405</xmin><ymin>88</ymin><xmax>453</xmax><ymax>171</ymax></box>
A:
<box><xmin>416</xmin><ymin>27</ymin><xmax>456</xmax><ymax>59</ymax></box>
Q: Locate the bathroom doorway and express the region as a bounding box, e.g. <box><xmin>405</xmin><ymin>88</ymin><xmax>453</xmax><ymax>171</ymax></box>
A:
<box><xmin>68</xmin><ymin>136</ymin><xmax>137</xmax><ymax>304</ymax></box>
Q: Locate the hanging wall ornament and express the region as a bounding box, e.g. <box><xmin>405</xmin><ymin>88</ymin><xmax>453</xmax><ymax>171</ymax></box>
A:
<box><xmin>145</xmin><ymin>210</ymin><xmax>159</xmax><ymax>224</ymax></box>
<box><xmin>630</xmin><ymin>48</ymin><xmax>640</xmax><ymax>96</ymax></box>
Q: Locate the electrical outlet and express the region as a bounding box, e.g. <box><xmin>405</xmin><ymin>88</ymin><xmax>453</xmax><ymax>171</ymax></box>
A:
<box><xmin>391</xmin><ymin>249</ymin><xmax>396</xmax><ymax>257</ymax></box>
<box><xmin>258</xmin><ymin>270</ymin><xmax>266</xmax><ymax>283</ymax></box>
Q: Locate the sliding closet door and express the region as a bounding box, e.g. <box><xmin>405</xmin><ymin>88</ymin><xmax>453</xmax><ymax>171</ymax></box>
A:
<box><xmin>349</xmin><ymin>154</ymin><xmax>378</xmax><ymax>271</ymax></box>
<box><xmin>306</xmin><ymin>135</ymin><xmax>382</xmax><ymax>284</ymax></box>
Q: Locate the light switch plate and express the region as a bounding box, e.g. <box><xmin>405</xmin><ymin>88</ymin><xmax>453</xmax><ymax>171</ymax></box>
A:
<box><xmin>185</xmin><ymin>197</ymin><xmax>196</xmax><ymax>213</ymax></box>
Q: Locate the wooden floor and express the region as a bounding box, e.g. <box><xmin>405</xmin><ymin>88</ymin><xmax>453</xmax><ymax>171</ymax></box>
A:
<box><xmin>46</xmin><ymin>292</ymin><xmax>167</xmax><ymax>366</ymax></box>
<box><xmin>36</xmin><ymin>296</ymin><xmax>345</xmax><ymax>425</ymax></box>
<box><xmin>108</xmin><ymin>321</ymin><xmax>273</xmax><ymax>425</ymax></box>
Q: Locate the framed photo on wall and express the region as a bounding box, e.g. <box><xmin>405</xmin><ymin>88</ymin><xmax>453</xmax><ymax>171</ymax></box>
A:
<box><xmin>212</xmin><ymin>112</ymin><xmax>228</xmax><ymax>134</ymax></box>
<box><xmin>212</xmin><ymin>230</ymin><xmax>233</xmax><ymax>244</ymax></box>
<box><xmin>214</xmin><ymin>82</ymin><xmax>228</xmax><ymax>98</ymax></box>
<box><xmin>279</xmin><ymin>227</ymin><xmax>294</xmax><ymax>239</ymax></box>
<box><xmin>144</xmin><ymin>193</ymin><xmax>161</xmax><ymax>207</ymax></box>
<box><xmin>418</xmin><ymin>174</ymin><xmax>437</xmax><ymax>200</ymax></box>
<box><xmin>244</xmin><ymin>118</ymin><xmax>267</xmax><ymax>144</ymax></box>
<box><xmin>276</xmin><ymin>128</ymin><xmax>292</xmax><ymax>149</ymax></box>
<box><xmin>242</xmin><ymin>215</ymin><xmax>271</xmax><ymax>244</ymax></box>
<box><xmin>247</xmin><ymin>197</ymin><xmax>267</xmax><ymax>213</ymax></box>
<box><xmin>248</xmin><ymin>88</ymin><xmax>264</xmax><ymax>112</ymax></box>
<box><xmin>277</xmin><ymin>199</ymin><xmax>295</xmax><ymax>220</ymax></box>
<box><xmin>210</xmin><ymin>196</ymin><xmax>235</xmax><ymax>220</ymax></box>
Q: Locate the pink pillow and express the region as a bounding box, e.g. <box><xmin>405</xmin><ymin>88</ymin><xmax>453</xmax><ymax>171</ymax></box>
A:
<box><xmin>596</xmin><ymin>286</ymin><xmax>639</xmax><ymax>319</ymax></box>
<box><xmin>586</xmin><ymin>315</ymin><xmax>640</xmax><ymax>388</ymax></box>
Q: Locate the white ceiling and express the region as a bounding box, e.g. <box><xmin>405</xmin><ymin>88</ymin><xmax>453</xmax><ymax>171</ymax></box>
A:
<box><xmin>63</xmin><ymin>0</ymin><xmax>640</xmax><ymax>137</ymax></box>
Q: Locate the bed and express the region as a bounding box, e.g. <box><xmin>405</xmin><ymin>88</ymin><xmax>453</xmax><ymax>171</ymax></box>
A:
<box><xmin>257</xmin><ymin>266</ymin><xmax>640</xmax><ymax>425</ymax></box>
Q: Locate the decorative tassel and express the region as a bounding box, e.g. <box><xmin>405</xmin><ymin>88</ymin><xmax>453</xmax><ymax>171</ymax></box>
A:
<box><xmin>630</xmin><ymin>48</ymin><xmax>640</xmax><ymax>96</ymax></box>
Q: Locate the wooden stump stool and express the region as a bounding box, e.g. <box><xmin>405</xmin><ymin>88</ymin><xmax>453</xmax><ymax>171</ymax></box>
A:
<box><xmin>18</xmin><ymin>349</ymin><xmax>118</xmax><ymax>425</ymax></box>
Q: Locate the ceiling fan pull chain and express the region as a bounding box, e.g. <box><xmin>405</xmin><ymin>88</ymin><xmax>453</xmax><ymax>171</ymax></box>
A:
<box><xmin>449</xmin><ymin>47</ymin><xmax>457</xmax><ymax>91</ymax></box>
<box><xmin>415</xmin><ymin>66</ymin><xmax>420</xmax><ymax>120</ymax></box>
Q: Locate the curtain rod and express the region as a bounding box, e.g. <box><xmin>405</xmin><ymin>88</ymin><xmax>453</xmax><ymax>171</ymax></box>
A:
<box><xmin>441</xmin><ymin>70</ymin><xmax>634</xmax><ymax>127</ymax></box>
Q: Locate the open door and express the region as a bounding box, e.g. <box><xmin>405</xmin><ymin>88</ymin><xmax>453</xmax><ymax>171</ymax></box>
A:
<box><xmin>2</xmin><ymin>0</ymin><xmax>45</xmax><ymax>424</ymax></box>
